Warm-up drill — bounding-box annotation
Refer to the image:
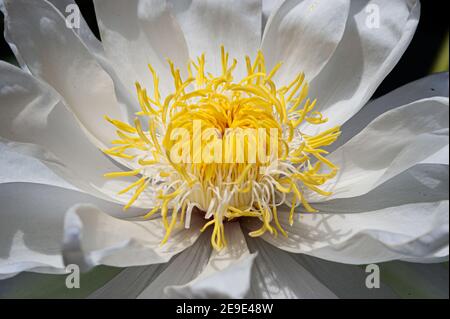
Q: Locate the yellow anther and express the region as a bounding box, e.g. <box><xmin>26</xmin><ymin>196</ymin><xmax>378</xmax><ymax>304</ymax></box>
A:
<box><xmin>103</xmin><ymin>47</ymin><xmax>340</xmax><ymax>250</ymax></box>
<box><xmin>104</xmin><ymin>169</ymin><xmax>141</xmax><ymax>178</ymax></box>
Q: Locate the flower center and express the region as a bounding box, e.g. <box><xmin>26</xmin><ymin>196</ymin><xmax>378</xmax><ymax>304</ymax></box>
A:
<box><xmin>103</xmin><ymin>47</ymin><xmax>340</xmax><ymax>250</ymax></box>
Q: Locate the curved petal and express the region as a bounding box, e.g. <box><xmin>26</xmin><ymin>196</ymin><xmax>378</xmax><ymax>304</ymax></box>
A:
<box><xmin>0</xmin><ymin>62</ymin><xmax>144</xmax><ymax>204</ymax></box>
<box><xmin>2</xmin><ymin>0</ymin><xmax>123</xmax><ymax>146</ymax></box>
<box><xmin>0</xmin><ymin>183</ymin><xmax>145</xmax><ymax>279</ymax></box>
<box><xmin>137</xmin><ymin>233</ymin><xmax>212</xmax><ymax>298</ymax></box>
<box><xmin>247</xmin><ymin>200</ymin><xmax>449</xmax><ymax>264</ymax></box>
<box><xmin>246</xmin><ymin>237</ymin><xmax>399</xmax><ymax>298</ymax></box>
<box><xmin>0</xmin><ymin>141</ymin><xmax>72</xmax><ymax>189</ymax></box>
<box><xmin>245</xmin><ymin>235</ymin><xmax>337</xmax><ymax>298</ymax></box>
<box><xmin>92</xmin><ymin>223</ymin><xmax>255</xmax><ymax>299</ymax></box>
<box><xmin>165</xmin><ymin>223</ymin><xmax>256</xmax><ymax>298</ymax></box>
<box><xmin>93</xmin><ymin>0</ymin><xmax>189</xmax><ymax>111</ymax></box>
<box><xmin>88</xmin><ymin>264</ymin><xmax>166</xmax><ymax>298</ymax></box>
<box><xmin>331</xmin><ymin>72</ymin><xmax>449</xmax><ymax>152</ymax></box>
<box><xmin>46</xmin><ymin>0</ymin><xmax>103</xmax><ymax>55</ymax></box>
<box><xmin>262</xmin><ymin>0</ymin><xmax>282</xmax><ymax>32</ymax></box>
<box><xmin>285</xmin><ymin>251</ymin><xmax>398</xmax><ymax>298</ymax></box>
<box><xmin>90</xmin><ymin>234</ymin><xmax>211</xmax><ymax>299</ymax></box>
<box><xmin>313</xmin><ymin>164</ymin><xmax>449</xmax><ymax>214</ymax></box>
<box><xmin>248</xmin><ymin>240</ymin><xmax>447</xmax><ymax>298</ymax></box>
<box><xmin>422</xmin><ymin>145</ymin><xmax>449</xmax><ymax>166</ymax></box>
<box><xmin>2</xmin><ymin>0</ymin><xmax>103</xmax><ymax>59</ymax></box>
<box><xmin>63</xmin><ymin>204</ymin><xmax>202</xmax><ymax>271</ymax></box>
<box><xmin>305</xmin><ymin>0</ymin><xmax>420</xmax><ymax>135</ymax></box>
<box><xmin>168</xmin><ymin>0</ymin><xmax>262</xmax><ymax>77</ymax></box>
<box><xmin>47</xmin><ymin>0</ymin><xmax>139</xmax><ymax>121</ymax></box>
<box><xmin>42</xmin><ymin>0</ymin><xmax>136</xmax><ymax>111</ymax></box>
<box><xmin>262</xmin><ymin>0</ymin><xmax>350</xmax><ymax>84</ymax></box>
<box><xmin>310</xmin><ymin>97</ymin><xmax>449</xmax><ymax>201</ymax></box>
<box><xmin>0</xmin><ymin>1</ymin><xmax>28</xmax><ymax>72</ymax></box>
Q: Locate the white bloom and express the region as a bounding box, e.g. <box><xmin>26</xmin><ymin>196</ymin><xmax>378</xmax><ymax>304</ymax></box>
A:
<box><xmin>0</xmin><ymin>0</ymin><xmax>448</xmax><ymax>298</ymax></box>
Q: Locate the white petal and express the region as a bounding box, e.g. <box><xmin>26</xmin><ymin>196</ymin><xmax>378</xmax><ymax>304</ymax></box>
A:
<box><xmin>63</xmin><ymin>204</ymin><xmax>202</xmax><ymax>271</ymax></box>
<box><xmin>305</xmin><ymin>0</ymin><xmax>420</xmax><ymax>134</ymax></box>
<box><xmin>246</xmin><ymin>236</ymin><xmax>337</xmax><ymax>298</ymax></box>
<box><xmin>91</xmin><ymin>223</ymin><xmax>255</xmax><ymax>299</ymax></box>
<box><xmin>249</xmin><ymin>200</ymin><xmax>449</xmax><ymax>264</ymax></box>
<box><xmin>1</xmin><ymin>0</ymin><xmax>130</xmax><ymax>116</ymax></box>
<box><xmin>262</xmin><ymin>0</ymin><xmax>282</xmax><ymax>31</ymax></box>
<box><xmin>44</xmin><ymin>1</ymin><xmax>136</xmax><ymax>112</ymax></box>
<box><xmin>0</xmin><ymin>1</ymin><xmax>28</xmax><ymax>72</ymax></box>
<box><xmin>0</xmin><ymin>183</ymin><xmax>142</xmax><ymax>279</ymax></box>
<box><xmin>165</xmin><ymin>223</ymin><xmax>256</xmax><ymax>298</ymax></box>
<box><xmin>332</xmin><ymin>72</ymin><xmax>449</xmax><ymax>152</ymax></box>
<box><xmin>262</xmin><ymin>0</ymin><xmax>350</xmax><ymax>84</ymax></box>
<box><xmin>169</xmin><ymin>0</ymin><xmax>262</xmax><ymax>77</ymax></box>
<box><xmin>88</xmin><ymin>264</ymin><xmax>166</xmax><ymax>298</ymax></box>
<box><xmin>0</xmin><ymin>141</ymin><xmax>72</xmax><ymax>189</ymax></box>
<box><xmin>0</xmin><ymin>62</ymin><xmax>140</xmax><ymax>204</ymax></box>
<box><xmin>313</xmin><ymin>164</ymin><xmax>449</xmax><ymax>214</ymax></box>
<box><xmin>46</xmin><ymin>0</ymin><xmax>104</xmax><ymax>54</ymax></box>
<box><xmin>52</xmin><ymin>0</ymin><xmax>137</xmax><ymax>120</ymax></box>
<box><xmin>420</xmin><ymin>145</ymin><xmax>449</xmax><ymax>165</ymax></box>
<box><xmin>285</xmin><ymin>251</ymin><xmax>398</xmax><ymax>298</ymax></box>
<box><xmin>2</xmin><ymin>0</ymin><xmax>123</xmax><ymax>146</ymax></box>
<box><xmin>93</xmin><ymin>0</ymin><xmax>189</xmax><ymax>110</ymax></box>
<box><xmin>137</xmin><ymin>233</ymin><xmax>212</xmax><ymax>298</ymax></box>
<box><xmin>311</xmin><ymin>97</ymin><xmax>448</xmax><ymax>201</ymax></box>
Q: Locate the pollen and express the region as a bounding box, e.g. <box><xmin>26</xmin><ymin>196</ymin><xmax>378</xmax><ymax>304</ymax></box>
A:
<box><xmin>103</xmin><ymin>46</ymin><xmax>340</xmax><ymax>250</ymax></box>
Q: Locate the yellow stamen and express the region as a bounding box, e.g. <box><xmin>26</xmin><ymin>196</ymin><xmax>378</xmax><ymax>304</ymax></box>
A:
<box><xmin>103</xmin><ymin>47</ymin><xmax>341</xmax><ymax>250</ymax></box>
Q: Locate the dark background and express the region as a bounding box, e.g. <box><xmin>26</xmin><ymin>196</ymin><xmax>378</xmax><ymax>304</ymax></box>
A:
<box><xmin>0</xmin><ymin>0</ymin><xmax>448</xmax><ymax>99</ymax></box>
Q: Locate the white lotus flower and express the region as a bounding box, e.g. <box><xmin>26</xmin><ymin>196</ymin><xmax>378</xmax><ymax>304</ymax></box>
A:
<box><xmin>0</xmin><ymin>0</ymin><xmax>448</xmax><ymax>298</ymax></box>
